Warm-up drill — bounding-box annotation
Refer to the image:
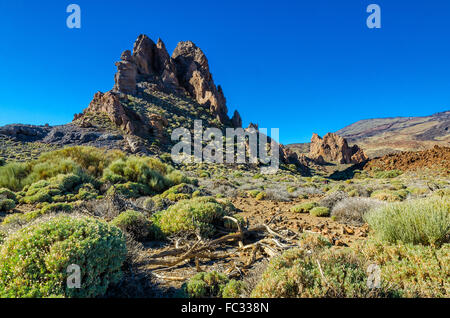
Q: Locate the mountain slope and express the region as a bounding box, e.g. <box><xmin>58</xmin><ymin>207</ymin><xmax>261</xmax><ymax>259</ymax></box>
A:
<box><xmin>0</xmin><ymin>34</ymin><xmax>302</xmax><ymax>170</ymax></box>
<box><xmin>336</xmin><ymin>111</ymin><xmax>450</xmax><ymax>158</ymax></box>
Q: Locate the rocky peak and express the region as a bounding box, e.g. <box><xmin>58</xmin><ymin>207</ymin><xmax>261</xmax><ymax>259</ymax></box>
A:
<box><xmin>110</xmin><ymin>35</ymin><xmax>233</xmax><ymax>124</ymax></box>
<box><xmin>309</xmin><ymin>132</ymin><xmax>367</xmax><ymax>164</ymax></box>
<box><xmin>231</xmin><ymin>110</ymin><xmax>242</xmax><ymax>128</ymax></box>
<box><xmin>172</xmin><ymin>40</ymin><xmax>228</xmax><ymax>123</ymax></box>
<box><xmin>132</xmin><ymin>34</ymin><xmax>156</xmax><ymax>75</ymax></box>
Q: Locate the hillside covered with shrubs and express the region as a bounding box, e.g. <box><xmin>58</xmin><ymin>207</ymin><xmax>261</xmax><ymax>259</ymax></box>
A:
<box><xmin>0</xmin><ymin>145</ymin><xmax>449</xmax><ymax>298</ymax></box>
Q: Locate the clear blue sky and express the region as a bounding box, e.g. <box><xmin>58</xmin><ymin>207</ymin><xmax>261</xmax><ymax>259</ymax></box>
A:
<box><xmin>0</xmin><ymin>0</ymin><xmax>449</xmax><ymax>144</ymax></box>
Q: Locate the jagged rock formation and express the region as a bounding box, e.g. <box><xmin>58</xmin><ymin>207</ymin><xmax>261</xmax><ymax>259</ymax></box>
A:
<box><xmin>114</xmin><ymin>50</ymin><xmax>137</xmax><ymax>95</ymax></box>
<box><xmin>110</xmin><ymin>35</ymin><xmax>233</xmax><ymax>124</ymax></box>
<box><xmin>309</xmin><ymin>133</ymin><xmax>367</xmax><ymax>164</ymax></box>
<box><xmin>0</xmin><ymin>34</ymin><xmax>307</xmax><ymax>172</ymax></box>
<box><xmin>172</xmin><ymin>41</ymin><xmax>228</xmax><ymax>123</ymax></box>
<box><xmin>231</xmin><ymin>110</ymin><xmax>242</xmax><ymax>128</ymax></box>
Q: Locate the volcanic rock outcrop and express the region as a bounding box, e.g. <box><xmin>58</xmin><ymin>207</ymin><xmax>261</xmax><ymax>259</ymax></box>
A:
<box><xmin>110</xmin><ymin>35</ymin><xmax>232</xmax><ymax>124</ymax></box>
<box><xmin>309</xmin><ymin>133</ymin><xmax>367</xmax><ymax>164</ymax></box>
<box><xmin>231</xmin><ymin>110</ymin><xmax>242</xmax><ymax>128</ymax></box>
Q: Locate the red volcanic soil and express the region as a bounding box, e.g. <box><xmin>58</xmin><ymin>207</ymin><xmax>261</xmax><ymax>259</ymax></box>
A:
<box><xmin>363</xmin><ymin>145</ymin><xmax>450</xmax><ymax>173</ymax></box>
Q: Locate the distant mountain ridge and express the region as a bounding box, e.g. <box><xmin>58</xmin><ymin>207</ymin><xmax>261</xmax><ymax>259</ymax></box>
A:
<box><xmin>288</xmin><ymin>111</ymin><xmax>450</xmax><ymax>158</ymax></box>
<box><xmin>336</xmin><ymin>111</ymin><xmax>450</xmax><ymax>157</ymax></box>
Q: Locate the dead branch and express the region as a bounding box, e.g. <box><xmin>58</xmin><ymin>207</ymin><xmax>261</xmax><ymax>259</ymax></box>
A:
<box><xmin>152</xmin><ymin>272</ymin><xmax>187</xmax><ymax>282</ymax></box>
<box><xmin>223</xmin><ymin>216</ymin><xmax>244</xmax><ymax>248</ymax></box>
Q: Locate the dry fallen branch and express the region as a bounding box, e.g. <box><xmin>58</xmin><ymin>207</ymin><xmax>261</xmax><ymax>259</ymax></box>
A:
<box><xmin>144</xmin><ymin>221</ymin><xmax>290</xmax><ymax>271</ymax></box>
<box><xmin>152</xmin><ymin>272</ymin><xmax>187</xmax><ymax>282</ymax></box>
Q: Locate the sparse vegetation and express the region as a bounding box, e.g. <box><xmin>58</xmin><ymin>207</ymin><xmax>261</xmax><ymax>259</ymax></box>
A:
<box><xmin>310</xmin><ymin>206</ymin><xmax>330</xmax><ymax>217</ymax></box>
<box><xmin>364</xmin><ymin>196</ymin><xmax>450</xmax><ymax>246</ymax></box>
<box><xmin>291</xmin><ymin>201</ymin><xmax>318</xmax><ymax>213</ymax></box>
<box><xmin>251</xmin><ymin>247</ymin><xmax>394</xmax><ymax>298</ymax></box>
<box><xmin>332</xmin><ymin>197</ymin><xmax>384</xmax><ymax>226</ymax></box>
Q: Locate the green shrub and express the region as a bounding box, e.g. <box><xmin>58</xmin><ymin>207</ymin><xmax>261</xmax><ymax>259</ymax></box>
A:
<box><xmin>184</xmin><ymin>271</ymin><xmax>229</xmax><ymax>298</ymax></box>
<box><xmin>222</xmin><ymin>280</ymin><xmax>245</xmax><ymax>298</ymax></box>
<box><xmin>287</xmin><ymin>186</ymin><xmax>297</xmax><ymax>193</ymax></box>
<box><xmin>143</xmin><ymin>195</ymin><xmax>172</xmax><ymax>213</ymax></box>
<box><xmin>370</xmin><ymin>189</ymin><xmax>406</xmax><ymax>202</ymax></box>
<box><xmin>0</xmin><ymin>215</ymin><xmax>127</xmax><ymax>298</ymax></box>
<box><xmin>373</xmin><ymin>169</ymin><xmax>403</xmax><ymax>179</ymax></box>
<box><xmin>21</xmin><ymin>173</ymin><xmax>88</xmax><ymax>204</ymax></box>
<box><xmin>0</xmin><ymin>188</ymin><xmax>17</xmax><ymax>202</ymax></box>
<box><xmin>2</xmin><ymin>203</ymin><xmax>74</xmax><ymax>225</ymax></box>
<box><xmin>0</xmin><ymin>147</ymin><xmax>123</xmax><ymax>192</ymax></box>
<box><xmin>103</xmin><ymin>156</ymin><xmax>190</xmax><ymax>198</ymax></box>
<box><xmin>76</xmin><ymin>183</ymin><xmax>99</xmax><ymax>200</ymax></box>
<box><xmin>0</xmin><ymin>199</ymin><xmax>15</xmax><ymax>212</ymax></box>
<box><xmin>358</xmin><ymin>239</ymin><xmax>449</xmax><ymax>297</ymax></box>
<box><xmin>35</xmin><ymin>146</ymin><xmax>124</xmax><ymax>178</ymax></box>
<box><xmin>291</xmin><ymin>202</ymin><xmax>318</xmax><ymax>213</ymax></box>
<box><xmin>251</xmin><ymin>247</ymin><xmax>393</xmax><ymax>298</ymax></box>
<box><xmin>160</xmin><ymin>183</ymin><xmax>193</xmax><ymax>202</ymax></box>
<box><xmin>248</xmin><ymin>190</ymin><xmax>260</xmax><ymax>198</ymax></box>
<box><xmin>106</xmin><ymin>182</ymin><xmax>151</xmax><ymax>198</ymax></box>
<box><xmin>111</xmin><ymin>210</ymin><xmax>151</xmax><ymax>241</ymax></box>
<box><xmin>297</xmin><ymin>232</ymin><xmax>332</xmax><ymax>251</ymax></box>
<box><xmin>255</xmin><ymin>192</ymin><xmax>267</xmax><ymax>201</ymax></box>
<box><xmin>364</xmin><ymin>196</ymin><xmax>450</xmax><ymax>246</ymax></box>
<box><xmin>0</xmin><ymin>158</ymin><xmax>5</xmax><ymax>167</ymax></box>
<box><xmin>310</xmin><ymin>207</ymin><xmax>330</xmax><ymax>217</ymax></box>
<box><xmin>0</xmin><ymin>162</ymin><xmax>29</xmax><ymax>191</ymax></box>
<box><xmin>153</xmin><ymin>197</ymin><xmax>230</xmax><ymax>238</ymax></box>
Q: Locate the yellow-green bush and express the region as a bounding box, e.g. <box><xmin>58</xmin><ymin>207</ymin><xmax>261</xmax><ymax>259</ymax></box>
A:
<box><xmin>2</xmin><ymin>203</ymin><xmax>73</xmax><ymax>226</ymax></box>
<box><xmin>103</xmin><ymin>156</ymin><xmax>191</xmax><ymax>198</ymax></box>
<box><xmin>0</xmin><ymin>199</ymin><xmax>15</xmax><ymax>212</ymax></box>
<box><xmin>255</xmin><ymin>191</ymin><xmax>267</xmax><ymax>201</ymax></box>
<box><xmin>0</xmin><ymin>146</ymin><xmax>119</xmax><ymax>192</ymax></box>
<box><xmin>372</xmin><ymin>169</ymin><xmax>403</xmax><ymax>179</ymax></box>
<box><xmin>310</xmin><ymin>206</ymin><xmax>330</xmax><ymax>217</ymax></box>
<box><xmin>20</xmin><ymin>173</ymin><xmax>93</xmax><ymax>204</ymax></box>
<box><xmin>291</xmin><ymin>202</ymin><xmax>318</xmax><ymax>213</ymax></box>
<box><xmin>0</xmin><ymin>215</ymin><xmax>126</xmax><ymax>298</ymax></box>
<box><xmin>251</xmin><ymin>247</ymin><xmax>394</xmax><ymax>298</ymax></box>
<box><xmin>160</xmin><ymin>183</ymin><xmax>193</xmax><ymax>202</ymax></box>
<box><xmin>152</xmin><ymin>197</ymin><xmax>232</xmax><ymax>238</ymax></box>
<box><xmin>222</xmin><ymin>280</ymin><xmax>245</xmax><ymax>298</ymax></box>
<box><xmin>183</xmin><ymin>271</ymin><xmax>243</xmax><ymax>298</ymax></box>
<box><xmin>370</xmin><ymin>189</ymin><xmax>407</xmax><ymax>202</ymax></box>
<box><xmin>111</xmin><ymin>210</ymin><xmax>155</xmax><ymax>241</ymax></box>
<box><xmin>364</xmin><ymin>196</ymin><xmax>450</xmax><ymax>246</ymax></box>
<box><xmin>357</xmin><ymin>239</ymin><xmax>449</xmax><ymax>297</ymax></box>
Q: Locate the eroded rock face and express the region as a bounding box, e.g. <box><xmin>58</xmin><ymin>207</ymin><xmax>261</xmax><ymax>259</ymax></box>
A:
<box><xmin>172</xmin><ymin>41</ymin><xmax>228</xmax><ymax>123</ymax></box>
<box><xmin>110</xmin><ymin>35</ymin><xmax>233</xmax><ymax>125</ymax></box>
<box><xmin>309</xmin><ymin>133</ymin><xmax>368</xmax><ymax>164</ymax></box>
<box><xmin>84</xmin><ymin>92</ymin><xmax>144</xmax><ymax>136</ymax></box>
<box><xmin>81</xmin><ymin>91</ymin><xmax>168</xmax><ymax>141</ymax></box>
<box><xmin>113</xmin><ymin>50</ymin><xmax>138</xmax><ymax>94</ymax></box>
<box><xmin>231</xmin><ymin>110</ymin><xmax>242</xmax><ymax>128</ymax></box>
<box><xmin>133</xmin><ymin>35</ymin><xmax>156</xmax><ymax>76</ymax></box>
